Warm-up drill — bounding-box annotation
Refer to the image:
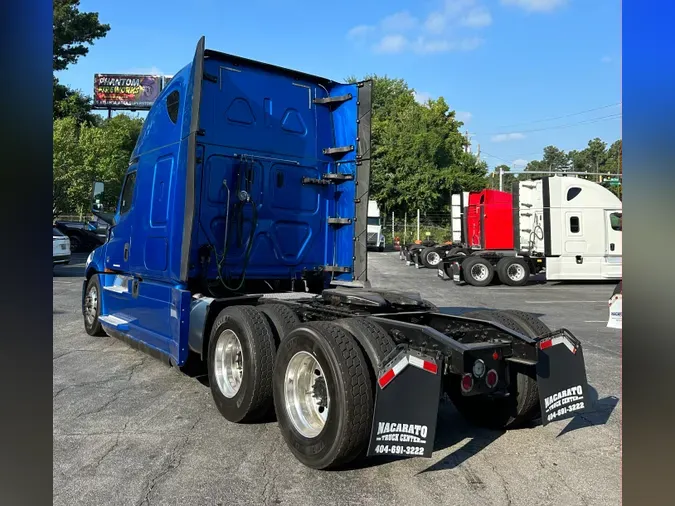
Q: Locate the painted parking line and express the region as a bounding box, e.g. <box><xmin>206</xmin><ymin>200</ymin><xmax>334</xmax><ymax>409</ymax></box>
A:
<box><xmin>525</xmin><ymin>300</ymin><xmax>606</xmax><ymax>304</ymax></box>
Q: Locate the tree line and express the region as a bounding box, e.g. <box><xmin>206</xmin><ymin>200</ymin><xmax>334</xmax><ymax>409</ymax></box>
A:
<box><xmin>493</xmin><ymin>137</ymin><xmax>622</xmax><ymax>198</ymax></box>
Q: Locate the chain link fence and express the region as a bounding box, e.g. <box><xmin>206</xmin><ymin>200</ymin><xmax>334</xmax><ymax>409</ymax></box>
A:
<box><xmin>381</xmin><ymin>211</ymin><xmax>453</xmax><ymax>246</ymax></box>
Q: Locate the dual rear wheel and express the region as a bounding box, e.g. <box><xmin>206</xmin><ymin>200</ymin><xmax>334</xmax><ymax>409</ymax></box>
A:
<box><xmin>461</xmin><ymin>256</ymin><xmax>531</xmax><ymax>287</ymax></box>
<box><xmin>207</xmin><ymin>304</ymin><xmax>394</xmax><ymax>469</ymax></box>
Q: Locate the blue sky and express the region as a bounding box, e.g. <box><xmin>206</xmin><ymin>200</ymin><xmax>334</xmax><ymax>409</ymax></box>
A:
<box><xmin>58</xmin><ymin>0</ymin><xmax>621</xmax><ymax>172</ymax></box>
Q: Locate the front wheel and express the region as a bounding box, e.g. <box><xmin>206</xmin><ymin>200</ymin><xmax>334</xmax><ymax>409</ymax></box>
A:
<box><xmin>83</xmin><ymin>275</ymin><xmax>106</xmax><ymax>336</ymax></box>
<box><xmin>273</xmin><ymin>321</ymin><xmax>374</xmax><ymax>470</ymax></box>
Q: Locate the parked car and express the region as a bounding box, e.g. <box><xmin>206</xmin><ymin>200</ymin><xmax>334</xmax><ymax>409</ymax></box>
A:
<box><xmin>607</xmin><ymin>280</ymin><xmax>622</xmax><ymax>329</ymax></box>
<box><xmin>54</xmin><ymin>220</ymin><xmax>105</xmax><ymax>253</ymax></box>
<box><xmin>53</xmin><ymin>227</ymin><xmax>71</xmax><ymax>266</ymax></box>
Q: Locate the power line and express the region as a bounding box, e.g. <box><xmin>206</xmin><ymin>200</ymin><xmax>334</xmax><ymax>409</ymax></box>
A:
<box><xmin>481</xmin><ymin>113</ymin><xmax>622</xmax><ymax>137</ymax></box>
<box><xmin>488</xmin><ymin>102</ymin><xmax>622</xmax><ymax>130</ymax></box>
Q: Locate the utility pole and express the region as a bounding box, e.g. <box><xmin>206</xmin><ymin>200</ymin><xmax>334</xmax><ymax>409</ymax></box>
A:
<box><xmin>499</xmin><ymin>165</ymin><xmax>503</xmax><ymax>191</ymax></box>
<box><xmin>476</xmin><ymin>144</ymin><xmax>481</xmax><ymax>161</ymax></box>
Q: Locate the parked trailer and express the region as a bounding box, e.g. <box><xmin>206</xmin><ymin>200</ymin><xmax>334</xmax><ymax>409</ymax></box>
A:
<box><xmin>436</xmin><ymin>177</ymin><xmax>622</xmax><ymax>286</ymax></box>
<box><xmin>82</xmin><ymin>37</ymin><xmax>592</xmax><ymax>471</ymax></box>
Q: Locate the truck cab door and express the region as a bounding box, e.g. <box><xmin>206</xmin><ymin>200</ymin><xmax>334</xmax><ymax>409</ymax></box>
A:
<box><xmin>603</xmin><ymin>210</ymin><xmax>622</xmax><ymax>277</ymax></box>
<box><xmin>105</xmin><ymin>169</ymin><xmax>137</xmax><ymax>272</ymax></box>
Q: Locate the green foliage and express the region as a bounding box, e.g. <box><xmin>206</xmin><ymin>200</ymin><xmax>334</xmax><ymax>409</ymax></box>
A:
<box><xmin>347</xmin><ymin>75</ymin><xmax>487</xmax><ymax>214</ymax></box>
<box><xmin>53</xmin><ymin>115</ymin><xmax>144</xmax><ymax>217</ymax></box>
<box><xmin>53</xmin><ymin>1</ymin><xmax>110</xmax><ymax>125</ymax></box>
<box><xmin>53</xmin><ymin>0</ymin><xmax>110</xmax><ymax>72</ymax></box>
<box><xmin>521</xmin><ymin>138</ymin><xmax>622</xmax><ymax>185</ymax></box>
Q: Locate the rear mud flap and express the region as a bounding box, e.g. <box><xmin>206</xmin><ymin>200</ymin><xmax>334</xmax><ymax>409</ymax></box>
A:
<box><xmin>367</xmin><ymin>350</ymin><xmax>442</xmax><ymax>458</ymax></box>
<box><xmin>450</xmin><ymin>261</ymin><xmax>463</xmax><ymax>284</ymax></box>
<box><xmin>536</xmin><ymin>330</ymin><xmax>592</xmax><ymax>425</ymax></box>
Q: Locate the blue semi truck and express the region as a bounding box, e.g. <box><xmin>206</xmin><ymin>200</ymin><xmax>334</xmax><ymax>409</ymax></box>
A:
<box><xmin>83</xmin><ymin>37</ymin><xmax>592</xmax><ymax>470</ymax></box>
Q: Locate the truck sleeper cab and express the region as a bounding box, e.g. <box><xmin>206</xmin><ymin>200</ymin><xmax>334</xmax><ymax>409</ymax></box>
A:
<box><xmin>82</xmin><ymin>37</ymin><xmax>592</xmax><ymax>470</ymax></box>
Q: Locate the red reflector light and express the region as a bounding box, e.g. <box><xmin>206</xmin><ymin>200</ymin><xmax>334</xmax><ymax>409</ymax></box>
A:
<box><xmin>539</xmin><ymin>339</ymin><xmax>553</xmax><ymax>350</ymax></box>
<box><xmin>486</xmin><ymin>369</ymin><xmax>498</xmax><ymax>388</ymax></box>
<box><xmin>492</xmin><ymin>351</ymin><xmax>499</xmax><ymax>360</ymax></box>
<box><xmin>378</xmin><ymin>368</ymin><xmax>396</xmax><ymax>389</ymax></box>
<box><xmin>461</xmin><ymin>373</ymin><xmax>473</xmax><ymax>393</ymax></box>
<box><xmin>423</xmin><ymin>361</ymin><xmax>438</xmax><ymax>374</ymax></box>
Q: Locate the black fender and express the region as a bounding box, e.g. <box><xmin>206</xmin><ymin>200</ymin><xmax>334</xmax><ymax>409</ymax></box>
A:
<box><xmin>188</xmin><ymin>295</ymin><xmax>262</xmax><ymax>359</ymax></box>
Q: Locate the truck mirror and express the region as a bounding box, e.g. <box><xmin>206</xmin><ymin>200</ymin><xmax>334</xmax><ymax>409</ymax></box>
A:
<box><xmin>91</xmin><ymin>181</ymin><xmax>105</xmax><ymax>212</ymax></box>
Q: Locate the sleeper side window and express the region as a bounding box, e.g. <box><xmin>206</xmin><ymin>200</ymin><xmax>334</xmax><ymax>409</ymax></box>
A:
<box><xmin>119</xmin><ymin>172</ymin><xmax>137</xmax><ymax>215</ymax></box>
<box><xmin>569</xmin><ymin>215</ymin><xmax>580</xmax><ymax>234</ymax></box>
<box><xmin>166</xmin><ymin>90</ymin><xmax>180</xmax><ymax>124</ymax></box>
<box><xmin>566</xmin><ymin>187</ymin><xmax>582</xmax><ymax>201</ymax></box>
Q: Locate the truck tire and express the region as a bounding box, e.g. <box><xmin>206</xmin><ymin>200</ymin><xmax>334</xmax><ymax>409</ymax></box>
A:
<box><xmin>500</xmin><ymin>309</ymin><xmax>551</xmax><ymax>338</ymax></box>
<box><xmin>83</xmin><ymin>275</ymin><xmax>106</xmax><ymax>337</ymax></box>
<box><xmin>333</xmin><ymin>317</ymin><xmax>396</xmax><ymax>370</ymax></box>
<box><xmin>273</xmin><ymin>321</ymin><xmax>374</xmax><ymax>470</ymax></box>
<box><xmin>259</xmin><ymin>303</ymin><xmax>301</xmax><ymax>346</ymax></box>
<box><xmin>447</xmin><ymin>309</ymin><xmax>540</xmax><ymax>429</ymax></box>
<box><xmin>496</xmin><ymin>257</ymin><xmax>530</xmax><ymax>286</ymax></box>
<box><xmin>448</xmin><ymin>247</ymin><xmax>470</xmax><ymax>257</ymax></box>
<box><xmin>207</xmin><ymin>305</ymin><xmax>276</xmax><ymax>424</ymax></box>
<box><xmin>462</xmin><ymin>257</ymin><xmax>495</xmax><ymax>287</ymax></box>
<box><xmin>421</xmin><ymin>247</ymin><xmax>443</xmax><ymax>268</ymax></box>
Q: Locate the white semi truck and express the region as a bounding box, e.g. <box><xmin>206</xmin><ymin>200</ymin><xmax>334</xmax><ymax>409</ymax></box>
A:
<box><xmin>439</xmin><ymin>176</ymin><xmax>622</xmax><ymax>286</ymax></box>
<box><xmin>367</xmin><ymin>200</ymin><xmax>385</xmax><ymax>252</ymax></box>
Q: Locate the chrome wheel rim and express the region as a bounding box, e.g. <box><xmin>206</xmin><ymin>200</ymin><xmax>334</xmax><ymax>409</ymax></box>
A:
<box><xmin>507</xmin><ymin>264</ymin><xmax>525</xmax><ymax>281</ymax></box>
<box><xmin>427</xmin><ymin>252</ymin><xmax>441</xmax><ymax>265</ymax></box>
<box><xmin>471</xmin><ymin>264</ymin><xmax>489</xmax><ymax>282</ymax></box>
<box><xmin>214</xmin><ymin>330</ymin><xmax>244</xmax><ymax>398</ymax></box>
<box><xmin>84</xmin><ymin>286</ymin><xmax>97</xmax><ymax>325</ymax></box>
<box><xmin>284</xmin><ymin>351</ymin><xmax>330</xmax><ymax>438</ymax></box>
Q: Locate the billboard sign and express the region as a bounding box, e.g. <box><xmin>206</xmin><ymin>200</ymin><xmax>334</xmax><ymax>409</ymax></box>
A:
<box><xmin>93</xmin><ymin>74</ymin><xmax>162</xmax><ymax>110</ymax></box>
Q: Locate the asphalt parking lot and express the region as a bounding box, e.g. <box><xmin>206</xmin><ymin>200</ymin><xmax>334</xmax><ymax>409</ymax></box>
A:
<box><xmin>54</xmin><ymin>252</ymin><xmax>621</xmax><ymax>506</ymax></box>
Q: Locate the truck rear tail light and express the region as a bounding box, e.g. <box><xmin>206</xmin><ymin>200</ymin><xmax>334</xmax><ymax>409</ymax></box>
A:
<box><xmin>486</xmin><ymin>369</ymin><xmax>498</xmax><ymax>388</ymax></box>
<box><xmin>461</xmin><ymin>373</ymin><xmax>473</xmax><ymax>393</ymax></box>
<box><xmin>472</xmin><ymin>359</ymin><xmax>485</xmax><ymax>378</ymax></box>
<box><xmin>492</xmin><ymin>351</ymin><xmax>500</xmax><ymax>360</ymax></box>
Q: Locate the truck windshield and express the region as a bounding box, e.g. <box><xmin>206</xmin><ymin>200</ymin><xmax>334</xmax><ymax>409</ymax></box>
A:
<box><xmin>367</xmin><ymin>217</ymin><xmax>380</xmax><ymax>226</ymax></box>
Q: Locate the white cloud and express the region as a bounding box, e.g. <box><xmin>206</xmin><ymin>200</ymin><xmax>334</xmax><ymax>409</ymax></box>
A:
<box><xmin>458</xmin><ymin>37</ymin><xmax>484</xmax><ymax>51</ymax></box>
<box><xmin>373</xmin><ymin>35</ymin><xmax>409</xmax><ymax>54</ymax></box>
<box><xmin>347</xmin><ymin>0</ymin><xmax>489</xmax><ymax>55</ymax></box>
<box><xmin>601</xmin><ymin>56</ymin><xmax>613</xmax><ymax>63</ymax></box>
<box><xmin>461</xmin><ymin>7</ymin><xmax>493</xmax><ymax>28</ymax></box>
<box><xmin>500</xmin><ymin>0</ymin><xmax>568</xmax><ymax>13</ymax></box>
<box><xmin>380</xmin><ymin>11</ymin><xmax>419</xmax><ymax>32</ymax></box>
<box><xmin>424</xmin><ymin>11</ymin><xmax>447</xmax><ymax>34</ymax></box>
<box><xmin>122</xmin><ymin>66</ymin><xmax>165</xmax><ymax>76</ymax></box>
<box><xmin>346</xmin><ymin>24</ymin><xmax>375</xmax><ymax>40</ymax></box>
<box><xmin>456</xmin><ymin>111</ymin><xmax>473</xmax><ymax>123</ymax></box>
<box><xmin>413</xmin><ymin>90</ymin><xmax>433</xmax><ymax>104</ymax></box>
<box><xmin>413</xmin><ymin>37</ymin><xmax>452</xmax><ymax>54</ymax></box>
<box><xmin>491</xmin><ymin>132</ymin><xmax>526</xmax><ymax>142</ymax></box>
<box><xmin>512</xmin><ymin>158</ymin><xmax>529</xmax><ymax>167</ymax></box>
